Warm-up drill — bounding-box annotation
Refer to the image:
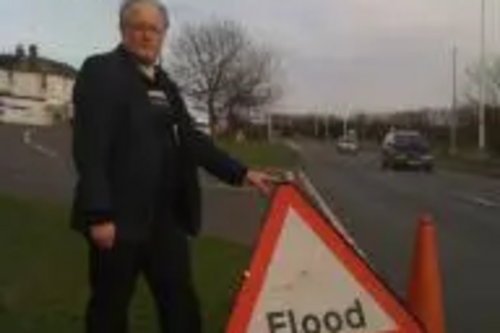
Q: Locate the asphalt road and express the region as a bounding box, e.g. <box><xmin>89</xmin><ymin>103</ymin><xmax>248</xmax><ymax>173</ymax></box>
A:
<box><xmin>0</xmin><ymin>124</ymin><xmax>73</xmax><ymax>201</ymax></box>
<box><xmin>2</xmin><ymin>123</ymin><xmax>498</xmax><ymax>331</ymax></box>
<box><xmin>298</xmin><ymin>140</ymin><xmax>500</xmax><ymax>333</ymax></box>
<box><xmin>0</xmin><ymin>124</ymin><xmax>267</xmax><ymax>245</ymax></box>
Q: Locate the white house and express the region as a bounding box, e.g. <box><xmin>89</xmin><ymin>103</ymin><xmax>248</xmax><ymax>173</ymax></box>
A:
<box><xmin>0</xmin><ymin>44</ymin><xmax>76</xmax><ymax>126</ymax></box>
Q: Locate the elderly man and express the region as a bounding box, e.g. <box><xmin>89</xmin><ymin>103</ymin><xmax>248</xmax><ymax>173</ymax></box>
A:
<box><xmin>70</xmin><ymin>0</ymin><xmax>275</xmax><ymax>332</ymax></box>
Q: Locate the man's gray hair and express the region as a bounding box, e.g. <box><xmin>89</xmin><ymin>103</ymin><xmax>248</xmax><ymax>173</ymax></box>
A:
<box><xmin>119</xmin><ymin>0</ymin><xmax>169</xmax><ymax>29</ymax></box>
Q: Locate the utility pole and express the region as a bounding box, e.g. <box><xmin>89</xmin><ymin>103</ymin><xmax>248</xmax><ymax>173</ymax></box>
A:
<box><xmin>287</xmin><ymin>116</ymin><xmax>293</xmax><ymax>137</ymax></box>
<box><xmin>314</xmin><ymin>111</ymin><xmax>319</xmax><ymax>138</ymax></box>
<box><xmin>267</xmin><ymin>110</ymin><xmax>273</xmax><ymax>142</ymax></box>
<box><xmin>450</xmin><ymin>45</ymin><xmax>458</xmax><ymax>155</ymax></box>
<box><xmin>324</xmin><ymin>113</ymin><xmax>330</xmax><ymax>139</ymax></box>
<box><xmin>478</xmin><ymin>0</ymin><xmax>487</xmax><ymax>152</ymax></box>
<box><xmin>343</xmin><ymin>109</ymin><xmax>349</xmax><ymax>137</ymax></box>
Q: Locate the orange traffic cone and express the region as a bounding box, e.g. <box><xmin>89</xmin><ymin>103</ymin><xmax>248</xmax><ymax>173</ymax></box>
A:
<box><xmin>407</xmin><ymin>214</ymin><xmax>446</xmax><ymax>333</ymax></box>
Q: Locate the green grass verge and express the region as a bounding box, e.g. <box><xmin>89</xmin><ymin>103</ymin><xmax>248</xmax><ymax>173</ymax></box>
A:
<box><xmin>217</xmin><ymin>139</ymin><xmax>298</xmax><ymax>169</ymax></box>
<box><xmin>434</xmin><ymin>148</ymin><xmax>500</xmax><ymax>178</ymax></box>
<box><xmin>0</xmin><ymin>195</ymin><xmax>250</xmax><ymax>332</ymax></box>
<box><xmin>437</xmin><ymin>157</ymin><xmax>500</xmax><ymax>178</ymax></box>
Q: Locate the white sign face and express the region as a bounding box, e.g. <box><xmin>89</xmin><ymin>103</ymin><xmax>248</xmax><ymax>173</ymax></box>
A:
<box><xmin>226</xmin><ymin>185</ymin><xmax>423</xmax><ymax>333</ymax></box>
<box><xmin>247</xmin><ymin>208</ymin><xmax>396</xmax><ymax>333</ymax></box>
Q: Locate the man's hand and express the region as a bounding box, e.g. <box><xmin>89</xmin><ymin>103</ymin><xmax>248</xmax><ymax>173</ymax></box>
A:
<box><xmin>90</xmin><ymin>222</ymin><xmax>116</xmax><ymax>250</ymax></box>
<box><xmin>245</xmin><ymin>169</ymin><xmax>280</xmax><ymax>195</ymax></box>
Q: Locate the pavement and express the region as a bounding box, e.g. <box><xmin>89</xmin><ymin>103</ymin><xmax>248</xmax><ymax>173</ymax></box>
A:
<box><xmin>297</xmin><ymin>140</ymin><xmax>500</xmax><ymax>333</ymax></box>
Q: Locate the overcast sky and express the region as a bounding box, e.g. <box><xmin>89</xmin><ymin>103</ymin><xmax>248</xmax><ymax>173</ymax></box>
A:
<box><xmin>1</xmin><ymin>0</ymin><xmax>499</xmax><ymax>114</ymax></box>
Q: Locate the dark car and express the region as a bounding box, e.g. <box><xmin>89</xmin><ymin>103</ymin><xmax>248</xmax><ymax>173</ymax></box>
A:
<box><xmin>381</xmin><ymin>130</ymin><xmax>434</xmax><ymax>172</ymax></box>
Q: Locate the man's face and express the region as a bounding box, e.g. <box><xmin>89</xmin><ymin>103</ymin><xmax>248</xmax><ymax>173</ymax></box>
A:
<box><xmin>121</xmin><ymin>3</ymin><xmax>167</xmax><ymax>65</ymax></box>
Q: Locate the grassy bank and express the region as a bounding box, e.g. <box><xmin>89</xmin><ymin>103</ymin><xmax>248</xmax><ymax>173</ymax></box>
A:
<box><xmin>435</xmin><ymin>150</ymin><xmax>500</xmax><ymax>178</ymax></box>
<box><xmin>0</xmin><ymin>195</ymin><xmax>250</xmax><ymax>332</ymax></box>
<box><xmin>217</xmin><ymin>139</ymin><xmax>298</xmax><ymax>169</ymax></box>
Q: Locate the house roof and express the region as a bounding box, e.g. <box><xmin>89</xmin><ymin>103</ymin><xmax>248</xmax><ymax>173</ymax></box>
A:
<box><xmin>0</xmin><ymin>52</ymin><xmax>77</xmax><ymax>78</ymax></box>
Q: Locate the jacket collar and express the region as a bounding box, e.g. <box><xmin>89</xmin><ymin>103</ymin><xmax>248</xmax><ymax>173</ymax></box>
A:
<box><xmin>114</xmin><ymin>44</ymin><xmax>166</xmax><ymax>84</ymax></box>
<box><xmin>115</xmin><ymin>43</ymin><xmax>152</xmax><ymax>65</ymax></box>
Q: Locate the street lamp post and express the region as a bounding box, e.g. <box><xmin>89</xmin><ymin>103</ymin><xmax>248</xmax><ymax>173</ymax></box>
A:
<box><xmin>324</xmin><ymin>113</ymin><xmax>330</xmax><ymax>139</ymax></box>
<box><xmin>478</xmin><ymin>0</ymin><xmax>487</xmax><ymax>152</ymax></box>
<box><xmin>343</xmin><ymin>107</ymin><xmax>350</xmax><ymax>138</ymax></box>
<box><xmin>314</xmin><ymin>111</ymin><xmax>319</xmax><ymax>138</ymax></box>
<box><xmin>267</xmin><ymin>109</ymin><xmax>273</xmax><ymax>142</ymax></box>
<box><xmin>450</xmin><ymin>45</ymin><xmax>458</xmax><ymax>155</ymax></box>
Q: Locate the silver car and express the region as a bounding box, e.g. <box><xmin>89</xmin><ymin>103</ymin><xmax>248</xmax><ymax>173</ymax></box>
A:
<box><xmin>336</xmin><ymin>136</ymin><xmax>359</xmax><ymax>154</ymax></box>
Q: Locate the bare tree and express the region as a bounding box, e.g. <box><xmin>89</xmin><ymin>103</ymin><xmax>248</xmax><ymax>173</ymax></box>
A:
<box><xmin>168</xmin><ymin>19</ymin><xmax>281</xmax><ymax>135</ymax></box>
<box><xmin>464</xmin><ymin>56</ymin><xmax>500</xmax><ymax>107</ymax></box>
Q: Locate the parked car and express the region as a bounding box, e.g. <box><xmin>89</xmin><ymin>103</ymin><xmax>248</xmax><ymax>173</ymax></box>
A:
<box><xmin>336</xmin><ymin>136</ymin><xmax>359</xmax><ymax>154</ymax></box>
<box><xmin>381</xmin><ymin>130</ymin><xmax>434</xmax><ymax>171</ymax></box>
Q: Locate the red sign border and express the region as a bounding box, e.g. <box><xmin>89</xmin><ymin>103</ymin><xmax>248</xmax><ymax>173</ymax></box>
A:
<box><xmin>225</xmin><ymin>183</ymin><xmax>425</xmax><ymax>333</ymax></box>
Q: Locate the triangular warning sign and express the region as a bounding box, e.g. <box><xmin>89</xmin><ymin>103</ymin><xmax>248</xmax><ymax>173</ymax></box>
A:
<box><xmin>226</xmin><ymin>184</ymin><xmax>424</xmax><ymax>333</ymax></box>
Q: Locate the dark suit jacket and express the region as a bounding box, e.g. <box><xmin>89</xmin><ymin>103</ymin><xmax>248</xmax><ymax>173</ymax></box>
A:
<box><xmin>70</xmin><ymin>44</ymin><xmax>248</xmax><ymax>241</ymax></box>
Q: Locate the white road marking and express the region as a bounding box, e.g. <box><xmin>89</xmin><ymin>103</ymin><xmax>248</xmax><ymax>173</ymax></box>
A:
<box><xmin>22</xmin><ymin>128</ymin><xmax>58</xmax><ymax>158</ymax></box>
<box><xmin>453</xmin><ymin>193</ymin><xmax>500</xmax><ymax>209</ymax></box>
<box><xmin>284</xmin><ymin>140</ymin><xmax>302</xmax><ymax>152</ymax></box>
<box><xmin>472</xmin><ymin>197</ymin><xmax>500</xmax><ymax>208</ymax></box>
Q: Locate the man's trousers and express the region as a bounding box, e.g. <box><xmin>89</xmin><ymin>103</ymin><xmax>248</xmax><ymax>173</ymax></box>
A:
<box><xmin>84</xmin><ymin>223</ymin><xmax>203</xmax><ymax>333</ymax></box>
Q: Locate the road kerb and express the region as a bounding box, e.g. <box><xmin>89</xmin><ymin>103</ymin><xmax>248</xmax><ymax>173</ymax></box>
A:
<box><xmin>297</xmin><ymin>168</ymin><xmax>368</xmax><ymax>260</ymax></box>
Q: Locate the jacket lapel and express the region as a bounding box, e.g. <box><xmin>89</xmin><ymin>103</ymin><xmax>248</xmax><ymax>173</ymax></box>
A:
<box><xmin>113</xmin><ymin>44</ymin><xmax>191</xmax><ymax>146</ymax></box>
